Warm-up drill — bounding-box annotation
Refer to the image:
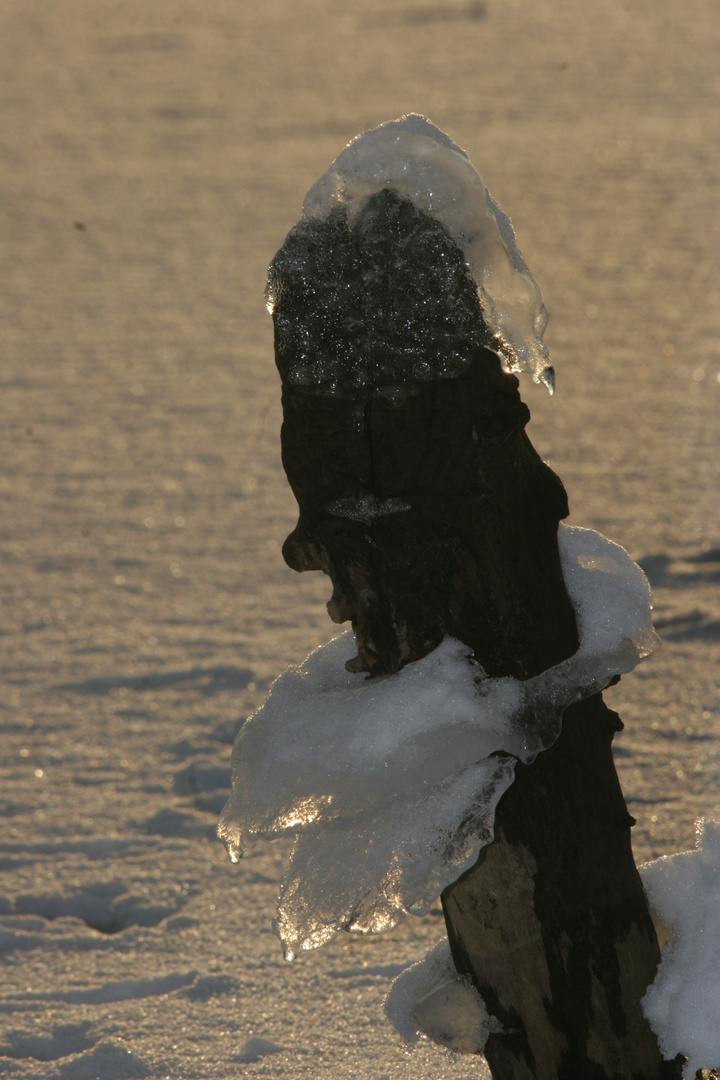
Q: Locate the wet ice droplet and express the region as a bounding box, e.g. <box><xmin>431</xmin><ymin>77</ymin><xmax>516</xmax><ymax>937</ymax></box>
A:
<box><xmin>540</xmin><ymin>365</ymin><xmax>555</xmax><ymax>394</ymax></box>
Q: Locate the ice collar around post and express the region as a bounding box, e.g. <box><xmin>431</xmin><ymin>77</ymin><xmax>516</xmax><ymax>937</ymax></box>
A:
<box><xmin>217</xmin><ymin>525</ymin><xmax>658</xmax><ymax>958</ymax></box>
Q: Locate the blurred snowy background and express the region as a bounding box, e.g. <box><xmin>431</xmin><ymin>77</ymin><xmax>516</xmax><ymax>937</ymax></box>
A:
<box><xmin>1</xmin><ymin>0</ymin><xmax>718</xmax><ymax>1076</ymax></box>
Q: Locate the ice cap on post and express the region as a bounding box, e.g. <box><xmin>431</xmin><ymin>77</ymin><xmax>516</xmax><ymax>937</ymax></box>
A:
<box><xmin>267</xmin><ymin>114</ymin><xmax>555</xmax><ymax>393</ymax></box>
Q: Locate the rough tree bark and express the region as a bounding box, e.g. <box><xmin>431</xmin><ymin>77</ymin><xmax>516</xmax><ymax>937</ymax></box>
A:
<box><xmin>269</xmin><ymin>189</ymin><xmax>684</xmax><ymax>1079</ymax></box>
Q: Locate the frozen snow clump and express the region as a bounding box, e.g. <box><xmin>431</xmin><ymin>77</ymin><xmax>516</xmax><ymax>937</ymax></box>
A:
<box><xmin>218</xmin><ymin>525</ymin><xmax>658</xmax><ymax>957</ymax></box>
<box><xmin>385</xmin><ymin>938</ymin><xmax>498</xmax><ymax>1053</ymax></box>
<box><xmin>268</xmin><ymin>113</ymin><xmax>555</xmax><ymax>392</ymax></box>
<box><xmin>641</xmin><ymin>819</ymin><xmax>720</xmax><ymax>1077</ymax></box>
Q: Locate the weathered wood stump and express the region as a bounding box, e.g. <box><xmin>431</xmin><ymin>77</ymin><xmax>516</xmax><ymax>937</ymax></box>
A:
<box><xmin>269</xmin><ymin>189</ymin><xmax>683</xmax><ymax>1079</ymax></box>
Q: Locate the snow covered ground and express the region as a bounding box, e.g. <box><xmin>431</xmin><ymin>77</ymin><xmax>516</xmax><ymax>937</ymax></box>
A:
<box><xmin>1</xmin><ymin>0</ymin><xmax>719</xmax><ymax>1077</ymax></box>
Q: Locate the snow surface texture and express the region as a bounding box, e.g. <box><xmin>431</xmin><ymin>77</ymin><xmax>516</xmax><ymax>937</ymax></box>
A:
<box><xmin>219</xmin><ymin>525</ymin><xmax>659</xmax><ymax>959</ymax></box>
<box><xmin>641</xmin><ymin>819</ymin><xmax>720</xmax><ymax>1076</ymax></box>
<box><xmin>266</xmin><ymin>114</ymin><xmax>556</xmax><ymax>393</ymax></box>
<box><xmin>385</xmin><ymin>939</ymin><xmax>499</xmax><ymax>1054</ymax></box>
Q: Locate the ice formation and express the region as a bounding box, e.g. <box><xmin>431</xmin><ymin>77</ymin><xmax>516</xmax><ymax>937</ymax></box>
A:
<box><xmin>218</xmin><ymin>525</ymin><xmax>658</xmax><ymax>958</ymax></box>
<box><xmin>385</xmin><ymin>938</ymin><xmax>498</xmax><ymax>1053</ymax></box>
<box><xmin>267</xmin><ymin>114</ymin><xmax>555</xmax><ymax>392</ymax></box>
<box><xmin>641</xmin><ymin>819</ymin><xmax>720</xmax><ymax>1076</ymax></box>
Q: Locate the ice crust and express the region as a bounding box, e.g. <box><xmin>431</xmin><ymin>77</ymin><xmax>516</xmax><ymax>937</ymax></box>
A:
<box><xmin>268</xmin><ymin>114</ymin><xmax>555</xmax><ymax>392</ymax></box>
<box><xmin>384</xmin><ymin>938</ymin><xmax>495</xmax><ymax>1053</ymax></box>
<box><xmin>218</xmin><ymin>525</ymin><xmax>658</xmax><ymax>958</ymax></box>
<box><xmin>641</xmin><ymin>820</ymin><xmax>720</xmax><ymax>1076</ymax></box>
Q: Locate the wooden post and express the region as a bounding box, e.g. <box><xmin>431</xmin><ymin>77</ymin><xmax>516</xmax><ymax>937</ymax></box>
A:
<box><xmin>269</xmin><ymin>188</ymin><xmax>684</xmax><ymax>1079</ymax></box>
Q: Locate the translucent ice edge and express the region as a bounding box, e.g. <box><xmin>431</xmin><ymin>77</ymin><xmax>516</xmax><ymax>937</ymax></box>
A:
<box><xmin>218</xmin><ymin>525</ymin><xmax>658</xmax><ymax>958</ymax></box>
<box><xmin>296</xmin><ymin>114</ymin><xmax>554</xmax><ymax>392</ymax></box>
<box><xmin>640</xmin><ymin>819</ymin><xmax>720</xmax><ymax>1077</ymax></box>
